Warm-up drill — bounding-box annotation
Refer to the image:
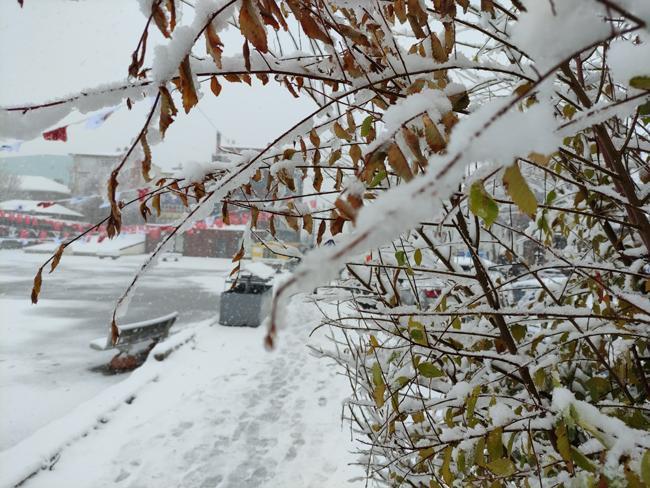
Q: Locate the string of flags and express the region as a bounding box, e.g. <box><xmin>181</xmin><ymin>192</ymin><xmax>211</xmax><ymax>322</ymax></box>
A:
<box><xmin>0</xmin><ymin>108</ymin><xmax>116</xmax><ymax>151</ymax></box>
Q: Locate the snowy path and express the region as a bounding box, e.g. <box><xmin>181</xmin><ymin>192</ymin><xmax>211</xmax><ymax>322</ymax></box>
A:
<box><xmin>6</xmin><ymin>300</ymin><xmax>361</xmax><ymax>488</ymax></box>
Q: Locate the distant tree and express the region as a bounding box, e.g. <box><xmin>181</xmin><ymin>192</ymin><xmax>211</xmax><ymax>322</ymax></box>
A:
<box><xmin>0</xmin><ymin>166</ymin><xmax>20</xmax><ymax>200</ymax></box>
<box><xmin>6</xmin><ymin>0</ymin><xmax>649</xmax><ymax>485</ymax></box>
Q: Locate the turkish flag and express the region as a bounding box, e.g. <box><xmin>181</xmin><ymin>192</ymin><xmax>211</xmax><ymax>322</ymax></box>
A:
<box><xmin>43</xmin><ymin>126</ymin><xmax>68</xmax><ymax>142</ymax></box>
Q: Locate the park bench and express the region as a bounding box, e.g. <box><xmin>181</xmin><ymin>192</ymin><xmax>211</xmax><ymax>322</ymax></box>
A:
<box><xmin>90</xmin><ymin>312</ymin><xmax>179</xmax><ymax>371</ymax></box>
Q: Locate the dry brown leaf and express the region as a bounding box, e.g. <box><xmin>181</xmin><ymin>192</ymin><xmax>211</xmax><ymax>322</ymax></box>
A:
<box><xmin>309</xmin><ymin>129</ymin><xmax>320</xmax><ymax>147</ymax></box>
<box><xmin>179</xmin><ymin>55</ymin><xmax>198</xmax><ymax>114</ymax></box>
<box><xmin>243</xmin><ymin>40</ymin><xmax>251</xmax><ymax>71</ymax></box>
<box><xmin>50</xmin><ymin>244</ymin><xmax>65</xmax><ymax>273</ymax></box>
<box><xmin>303</xmin><ymin>214</ymin><xmax>313</xmax><ymax>234</ymax></box>
<box><xmin>240</xmin><ymin>0</ymin><xmax>268</xmax><ymax>53</ymax></box>
<box><xmin>387</xmin><ymin>143</ymin><xmax>413</xmax><ymax>181</ymax></box>
<box><xmin>313</xmin><ymin>164</ymin><xmax>323</xmax><ymax>191</ymax></box>
<box><xmin>205</xmin><ymin>23</ymin><xmax>224</xmax><ymax>68</ymax></box>
<box><xmin>152</xmin><ymin>4</ymin><xmax>170</xmax><ymax>38</ymax></box>
<box><xmin>159</xmin><ymin>86</ymin><xmax>178</xmax><ymax>138</ymax></box>
<box><xmin>423</xmin><ymin>114</ymin><xmax>446</xmax><ymax>152</ymax></box>
<box><xmin>316</xmin><ymin>219</ymin><xmax>326</xmax><ymax>245</ymax></box>
<box><xmin>31</xmin><ymin>268</ymin><xmax>42</xmax><ymax>304</ymax></box>
<box><xmin>152</xmin><ymin>193</ymin><xmax>161</xmax><ymax>216</ymax></box>
<box><xmin>210</xmin><ymin>76</ymin><xmax>222</xmax><ymax>97</ymax></box>
<box><xmin>222</xmin><ymin>201</ymin><xmax>230</xmax><ymax>225</ymax></box>
<box><xmin>140</xmin><ymin>132</ymin><xmax>152</xmax><ymax>181</ymax></box>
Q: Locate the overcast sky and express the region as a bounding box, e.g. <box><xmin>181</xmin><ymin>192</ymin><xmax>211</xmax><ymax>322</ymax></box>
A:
<box><xmin>0</xmin><ymin>0</ymin><xmax>316</xmax><ymax>167</ymax></box>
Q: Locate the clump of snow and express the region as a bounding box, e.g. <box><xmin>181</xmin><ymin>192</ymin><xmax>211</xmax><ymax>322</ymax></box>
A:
<box><xmin>608</xmin><ymin>32</ymin><xmax>650</xmax><ymax>87</ymax></box>
<box><xmin>379</xmin><ymin>88</ymin><xmax>451</xmax><ymax>141</ymax></box>
<box><xmin>512</xmin><ymin>0</ymin><xmax>609</xmax><ymax>71</ymax></box>
<box><xmin>152</xmin><ymin>26</ymin><xmax>195</xmax><ymax>81</ymax></box>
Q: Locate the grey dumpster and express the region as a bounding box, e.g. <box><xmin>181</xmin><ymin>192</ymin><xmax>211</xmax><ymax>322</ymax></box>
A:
<box><xmin>219</xmin><ymin>273</ymin><xmax>273</xmax><ymax>327</ymax></box>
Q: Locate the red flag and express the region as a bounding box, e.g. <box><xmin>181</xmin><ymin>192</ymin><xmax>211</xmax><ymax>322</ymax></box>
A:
<box><xmin>43</xmin><ymin>126</ymin><xmax>68</xmax><ymax>142</ymax></box>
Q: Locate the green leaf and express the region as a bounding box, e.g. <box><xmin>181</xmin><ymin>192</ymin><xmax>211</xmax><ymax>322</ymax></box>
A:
<box><xmin>642</xmin><ymin>449</ymin><xmax>650</xmax><ymax>486</ymax></box>
<box><xmin>418</xmin><ymin>362</ymin><xmax>443</xmax><ymax>378</ymax></box>
<box><xmin>469</xmin><ymin>181</ymin><xmax>499</xmax><ymax>227</ymax></box>
<box><xmin>570</xmin><ymin>447</ymin><xmax>595</xmax><ymax>473</ymax></box>
<box><xmin>487</xmin><ymin>428</ymin><xmax>504</xmax><ymax>461</ymax></box>
<box><xmin>466</xmin><ymin>386</ymin><xmax>480</xmax><ymax>425</ymax></box>
<box><xmin>408</xmin><ymin>318</ymin><xmax>427</xmax><ymax>346</ymax></box>
<box><xmin>630</xmin><ymin>76</ymin><xmax>650</xmax><ymax>90</ymax></box>
<box><xmin>372</xmin><ymin>362</ymin><xmax>383</xmax><ymax>387</ymax></box>
<box><xmin>474</xmin><ymin>437</ymin><xmax>485</xmax><ymax>466</ymax></box>
<box><xmin>419</xmin><ymin>447</ymin><xmax>434</xmax><ymax>459</ymax></box>
<box><xmin>441</xmin><ymin>446</ymin><xmax>454</xmax><ymax>485</ymax></box>
<box><xmin>555</xmin><ymin>422</ymin><xmax>573</xmax><ymax>470</ymax></box>
<box><xmin>546</xmin><ymin>189</ymin><xmax>557</xmax><ymax>205</ymax></box>
<box><xmin>410</xmin><ymin>328</ymin><xmax>425</xmax><ymax>344</ymax></box>
<box><xmin>396</xmin><ymin>376</ymin><xmax>410</xmax><ymax>388</ymax></box>
<box><xmin>503</xmin><ymin>163</ymin><xmax>537</xmax><ymax>218</ymax></box>
<box><xmin>639</xmin><ymin>100</ymin><xmax>650</xmax><ymax>116</ymax></box>
<box><xmin>369</xmin><ymin>169</ymin><xmax>386</xmax><ymax>188</ymax></box>
<box><xmin>360</xmin><ymin>116</ymin><xmax>374</xmax><ymax>137</ymax></box>
<box><xmin>511</xmin><ymin>324</ymin><xmax>526</xmax><ymax>342</ymax></box>
<box><xmin>486</xmin><ymin>458</ymin><xmax>515</xmax><ymax>476</ymax></box>
<box><xmin>414</xmin><ymin>248</ymin><xmax>422</xmax><ymax>266</ymax></box>
<box><xmin>585</xmin><ymin>376</ymin><xmax>610</xmax><ymax>401</ymax></box>
<box><xmin>395</xmin><ymin>250</ymin><xmax>407</xmax><ymax>266</ymax></box>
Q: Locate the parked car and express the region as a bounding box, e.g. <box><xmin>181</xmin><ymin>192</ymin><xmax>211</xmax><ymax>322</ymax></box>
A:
<box><xmin>503</xmin><ymin>271</ymin><xmax>567</xmax><ymax>306</ymax></box>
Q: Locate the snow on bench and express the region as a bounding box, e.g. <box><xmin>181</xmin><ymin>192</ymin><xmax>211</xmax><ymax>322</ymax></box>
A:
<box><xmin>89</xmin><ymin>312</ymin><xmax>179</xmax><ymax>353</ymax></box>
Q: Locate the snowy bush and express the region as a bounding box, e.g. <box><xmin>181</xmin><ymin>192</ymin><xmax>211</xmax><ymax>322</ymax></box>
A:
<box><xmin>7</xmin><ymin>0</ymin><xmax>649</xmax><ymax>485</ymax></box>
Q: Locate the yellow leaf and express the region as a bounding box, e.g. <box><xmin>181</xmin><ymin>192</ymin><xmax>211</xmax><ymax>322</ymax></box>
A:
<box><xmin>333</xmin><ymin>122</ymin><xmax>352</xmax><ymax>142</ymax></box>
<box><xmin>503</xmin><ymin>163</ymin><xmax>537</xmax><ymax>218</ymax></box>
<box><xmin>423</xmin><ymin>114</ymin><xmax>446</xmax><ymax>152</ymax></box>
<box><xmin>527</xmin><ymin>151</ymin><xmax>552</xmax><ymax>166</ymax></box>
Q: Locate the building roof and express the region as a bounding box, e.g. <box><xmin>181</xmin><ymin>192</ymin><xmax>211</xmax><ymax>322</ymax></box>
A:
<box><xmin>0</xmin><ymin>200</ymin><xmax>83</xmax><ymax>218</ymax></box>
<box><xmin>0</xmin><ymin>154</ymin><xmax>73</xmax><ymax>184</ymax></box>
<box><xmin>17</xmin><ymin>175</ymin><xmax>71</xmax><ymax>195</ymax></box>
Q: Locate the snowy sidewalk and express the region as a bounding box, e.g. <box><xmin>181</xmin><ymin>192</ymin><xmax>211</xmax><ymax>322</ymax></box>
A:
<box><xmin>1</xmin><ymin>300</ymin><xmax>361</xmax><ymax>488</ymax></box>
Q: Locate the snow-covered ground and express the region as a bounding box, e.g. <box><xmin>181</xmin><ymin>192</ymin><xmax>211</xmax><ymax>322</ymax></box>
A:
<box><xmin>0</xmin><ymin>250</ymin><xmax>362</xmax><ymax>487</ymax></box>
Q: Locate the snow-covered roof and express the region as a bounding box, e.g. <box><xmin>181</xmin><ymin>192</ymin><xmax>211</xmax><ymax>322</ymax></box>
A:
<box><xmin>17</xmin><ymin>175</ymin><xmax>71</xmax><ymax>195</ymax></box>
<box><xmin>0</xmin><ymin>200</ymin><xmax>83</xmax><ymax>218</ymax></box>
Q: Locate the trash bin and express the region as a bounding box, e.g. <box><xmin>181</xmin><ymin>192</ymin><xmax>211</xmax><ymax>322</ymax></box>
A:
<box><xmin>218</xmin><ymin>273</ymin><xmax>273</xmax><ymax>327</ymax></box>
